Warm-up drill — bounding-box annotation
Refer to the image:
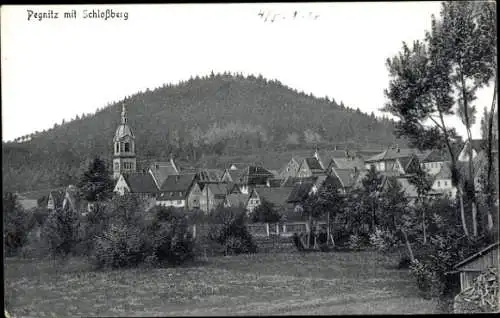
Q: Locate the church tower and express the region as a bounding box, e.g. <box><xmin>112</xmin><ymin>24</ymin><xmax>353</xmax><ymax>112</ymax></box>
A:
<box><xmin>113</xmin><ymin>103</ymin><xmax>136</xmax><ymax>179</ymax></box>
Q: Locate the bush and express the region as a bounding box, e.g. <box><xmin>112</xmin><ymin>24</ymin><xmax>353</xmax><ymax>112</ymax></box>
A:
<box><xmin>3</xmin><ymin>193</ymin><xmax>36</xmax><ymax>256</ymax></box>
<box><xmin>249</xmin><ymin>199</ymin><xmax>281</xmax><ymax>223</ymax></box>
<box><xmin>40</xmin><ymin>207</ymin><xmax>81</xmax><ymax>258</ymax></box>
<box><xmin>93</xmin><ymin>223</ymin><xmax>147</xmax><ymax>269</ymax></box>
<box><xmin>369</xmin><ymin>228</ymin><xmax>399</xmax><ymax>254</ymax></box>
<box><xmin>208</xmin><ymin>207</ymin><xmax>257</xmax><ymax>255</ymax></box>
<box><xmin>148</xmin><ymin>217</ymin><xmax>195</xmax><ymax>265</ymax></box>
<box><xmin>90</xmin><ymin>196</ymin><xmax>196</xmax><ymax>269</ymax></box>
<box><xmin>347</xmin><ymin>234</ymin><xmax>363</xmax><ymax>251</ymax></box>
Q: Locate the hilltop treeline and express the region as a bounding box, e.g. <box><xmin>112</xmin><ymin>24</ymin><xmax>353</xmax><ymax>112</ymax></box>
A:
<box><xmin>3</xmin><ymin>72</ymin><xmax>402</xmax><ymax>193</ymax></box>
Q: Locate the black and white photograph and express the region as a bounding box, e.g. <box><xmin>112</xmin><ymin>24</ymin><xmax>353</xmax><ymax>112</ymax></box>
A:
<box><xmin>2</xmin><ymin>2</ymin><xmax>498</xmax><ymax>316</ymax></box>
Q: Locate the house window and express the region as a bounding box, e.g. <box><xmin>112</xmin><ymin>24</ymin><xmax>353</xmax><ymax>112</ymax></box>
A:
<box><xmin>437</xmin><ymin>181</ymin><xmax>441</xmax><ymax>187</ymax></box>
<box><xmin>444</xmin><ymin>181</ymin><xmax>448</xmax><ymax>186</ymax></box>
<box><xmin>124</xmin><ymin>142</ymin><xmax>130</xmax><ymax>152</ymax></box>
<box><xmin>115</xmin><ymin>143</ymin><xmax>119</xmax><ymax>153</ymax></box>
<box><xmin>114</xmin><ymin>162</ymin><xmax>119</xmax><ymax>171</ymax></box>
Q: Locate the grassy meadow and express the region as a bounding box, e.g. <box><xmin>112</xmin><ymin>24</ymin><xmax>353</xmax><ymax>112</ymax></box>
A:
<box><xmin>4</xmin><ymin>251</ymin><xmax>441</xmax><ymax>317</ymax></box>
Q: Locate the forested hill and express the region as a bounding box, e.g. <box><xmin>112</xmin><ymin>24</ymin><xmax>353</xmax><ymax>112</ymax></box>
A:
<box><xmin>3</xmin><ymin>72</ymin><xmax>403</xmax><ymax>193</ymax></box>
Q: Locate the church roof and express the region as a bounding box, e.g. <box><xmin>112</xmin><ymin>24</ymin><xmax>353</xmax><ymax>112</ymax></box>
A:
<box><xmin>159</xmin><ymin>173</ymin><xmax>197</xmax><ymax>192</ymax></box>
<box><xmin>149</xmin><ymin>161</ymin><xmax>179</xmax><ymax>187</ymax></box>
<box><xmin>123</xmin><ymin>173</ymin><xmax>158</xmax><ymax>194</ymax></box>
<box><xmin>114</xmin><ymin>124</ymin><xmax>134</xmax><ymax>141</ymax></box>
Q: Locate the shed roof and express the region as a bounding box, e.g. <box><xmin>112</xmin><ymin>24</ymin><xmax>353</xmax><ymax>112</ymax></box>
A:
<box><xmin>454</xmin><ymin>242</ymin><xmax>499</xmax><ymax>269</ymax></box>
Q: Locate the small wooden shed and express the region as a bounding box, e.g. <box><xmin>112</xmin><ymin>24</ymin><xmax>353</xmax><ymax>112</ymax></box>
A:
<box><xmin>453</xmin><ymin>242</ymin><xmax>499</xmax><ymax>292</ymax></box>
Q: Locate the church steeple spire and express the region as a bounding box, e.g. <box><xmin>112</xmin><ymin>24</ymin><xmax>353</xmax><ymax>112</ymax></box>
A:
<box><xmin>113</xmin><ymin>103</ymin><xmax>136</xmax><ymax>180</ymax></box>
<box><xmin>121</xmin><ymin>103</ymin><xmax>128</xmax><ymax>124</ymax></box>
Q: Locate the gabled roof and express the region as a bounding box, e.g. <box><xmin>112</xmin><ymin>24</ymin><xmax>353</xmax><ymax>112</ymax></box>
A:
<box><xmin>329</xmin><ymin>156</ymin><xmax>365</xmax><ymax>170</ymax></box>
<box><xmin>197</xmin><ymin>169</ymin><xmax>224</xmax><ymax>182</ymax></box>
<box><xmin>49</xmin><ymin>190</ymin><xmax>65</xmax><ymax>207</ymax></box>
<box><xmin>321</xmin><ymin>174</ymin><xmax>343</xmax><ymax>190</ymax></box>
<box><xmin>18</xmin><ymin>188</ymin><xmax>60</xmax><ymax>201</ymax></box>
<box><xmin>454</xmin><ymin>242</ymin><xmax>499</xmax><ymax>269</ymax></box>
<box><xmin>159</xmin><ymin>173</ymin><xmax>197</xmax><ymax>193</ymax></box>
<box><xmin>287</xmin><ymin>182</ymin><xmax>315</xmax><ymax>203</ymax></box>
<box><xmin>304</xmin><ymin>157</ymin><xmax>323</xmax><ymax>171</ymax></box>
<box><xmin>62</xmin><ymin>185</ymin><xmax>83</xmax><ymax>212</ymax></box>
<box><xmin>331</xmin><ymin>168</ymin><xmax>359</xmax><ymax>189</ymax></box>
<box><xmin>123</xmin><ymin>173</ymin><xmax>158</xmax><ymax>193</ymax></box>
<box><xmin>18</xmin><ymin>198</ymin><xmax>38</xmax><ymax>210</ymax></box>
<box><xmin>398</xmin><ymin>154</ymin><xmax>418</xmax><ymax>172</ymax></box>
<box><xmin>206</xmin><ymin>183</ymin><xmax>229</xmax><ymax>199</ymax></box>
<box><xmin>256</xmin><ymin>187</ymin><xmax>293</xmax><ymax>207</ymax></box>
<box><xmin>421</xmin><ymin>149</ymin><xmax>450</xmax><ymax>163</ymax></box>
<box><xmin>243</xmin><ymin>166</ymin><xmax>275</xmax><ymax>185</ymax></box>
<box><xmin>225</xmin><ymin>193</ymin><xmax>250</xmax><ymax>208</ymax></box>
<box><xmin>225</xmin><ymin>168</ymin><xmax>246</xmax><ymax>183</ymax></box>
<box><xmin>366</xmin><ymin>146</ymin><xmax>424</xmax><ymax>163</ymax></box>
<box><xmin>280</xmin><ymin>176</ymin><xmax>317</xmax><ymax>188</ymax></box>
<box><xmin>316</xmin><ymin>149</ymin><xmax>354</xmax><ymax>165</ymax></box>
<box><xmin>149</xmin><ymin>160</ymin><xmax>179</xmax><ymax>187</ymax></box>
<box><xmin>468</xmin><ymin>139</ymin><xmax>487</xmax><ymax>153</ymax></box>
<box><xmin>267</xmin><ymin>178</ymin><xmax>283</xmax><ymax>187</ymax></box>
<box><xmin>434</xmin><ymin>162</ymin><xmax>453</xmax><ymax>180</ymax></box>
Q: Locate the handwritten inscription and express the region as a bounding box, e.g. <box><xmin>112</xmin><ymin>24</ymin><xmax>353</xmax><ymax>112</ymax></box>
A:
<box><xmin>26</xmin><ymin>8</ymin><xmax>129</xmax><ymax>21</ymax></box>
<box><xmin>258</xmin><ymin>10</ymin><xmax>320</xmax><ymax>23</ymax></box>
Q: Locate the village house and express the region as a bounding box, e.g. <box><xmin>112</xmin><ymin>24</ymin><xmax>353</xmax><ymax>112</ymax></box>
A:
<box><xmin>284</xmin><ymin>174</ymin><xmax>340</xmax><ymax>212</ymax></box>
<box><xmin>197</xmin><ymin>168</ymin><xmax>224</xmax><ymax>183</ymax></box>
<box><xmin>458</xmin><ymin>139</ymin><xmax>486</xmax><ymax>163</ymax></box>
<box><xmin>114</xmin><ymin>172</ymin><xmax>158</xmax><ymax>197</ymax></box>
<box><xmin>364</xmin><ymin>145</ymin><xmax>422</xmax><ymax>177</ymax></box>
<box><xmin>148</xmin><ymin>157</ymin><xmax>179</xmax><ymax>189</ymax></box>
<box><xmin>380</xmin><ymin>176</ymin><xmax>422</xmax><ymax>205</ymax></box>
<box><xmin>157</xmin><ymin>173</ymin><xmax>198</xmax><ymax>208</ymax></box>
<box><xmin>252</xmin><ymin>187</ymin><xmax>294</xmax><ymax>213</ymax></box>
<box><xmin>279</xmin><ymin>156</ymin><xmax>305</xmax><ymax>179</ymax></box>
<box><xmin>223</xmin><ymin>193</ymin><xmax>250</xmax><ymax>209</ymax></box>
<box><xmin>15</xmin><ymin>188</ymin><xmax>52</xmax><ymax>211</ymax></box>
<box><xmin>47</xmin><ymin>190</ymin><xmax>66</xmax><ymax>211</ymax></box>
<box><xmin>431</xmin><ymin>163</ymin><xmax>457</xmax><ymax>198</ymax></box>
<box><xmin>199</xmin><ymin>183</ymin><xmax>228</xmax><ymax>213</ymax></box>
<box><xmin>419</xmin><ymin>149</ymin><xmax>449</xmax><ymax>175</ymax></box>
<box><xmin>296</xmin><ymin>157</ymin><xmax>325</xmax><ymax>178</ymax></box>
<box><xmin>221</xmin><ymin>165</ymin><xmax>274</xmax><ymax>194</ymax></box>
<box><xmin>329</xmin><ymin>167</ymin><xmax>366</xmax><ymax>194</ymax></box>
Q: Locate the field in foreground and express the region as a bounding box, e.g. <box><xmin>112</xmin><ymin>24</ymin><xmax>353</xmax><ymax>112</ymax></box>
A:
<box><xmin>4</xmin><ymin>251</ymin><xmax>441</xmax><ymax>316</ymax></box>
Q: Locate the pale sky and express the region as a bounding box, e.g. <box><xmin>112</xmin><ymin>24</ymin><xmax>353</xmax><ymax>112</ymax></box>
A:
<box><xmin>1</xmin><ymin>2</ymin><xmax>495</xmax><ymax>142</ymax></box>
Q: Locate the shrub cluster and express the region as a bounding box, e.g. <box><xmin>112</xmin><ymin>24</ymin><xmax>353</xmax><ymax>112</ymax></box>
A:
<box><xmin>207</xmin><ymin>207</ymin><xmax>257</xmax><ymax>255</ymax></box>
<box><xmin>90</xmin><ymin>199</ymin><xmax>195</xmax><ymax>269</ymax></box>
<box><xmin>3</xmin><ymin>193</ymin><xmax>36</xmax><ymax>256</ymax></box>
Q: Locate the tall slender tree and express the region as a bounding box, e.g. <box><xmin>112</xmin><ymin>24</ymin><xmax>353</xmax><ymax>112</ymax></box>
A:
<box><xmin>383</xmin><ymin>1</ymin><xmax>496</xmax><ymax>238</ymax></box>
<box><xmin>77</xmin><ymin>157</ymin><xmax>114</xmax><ymax>210</ymax></box>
